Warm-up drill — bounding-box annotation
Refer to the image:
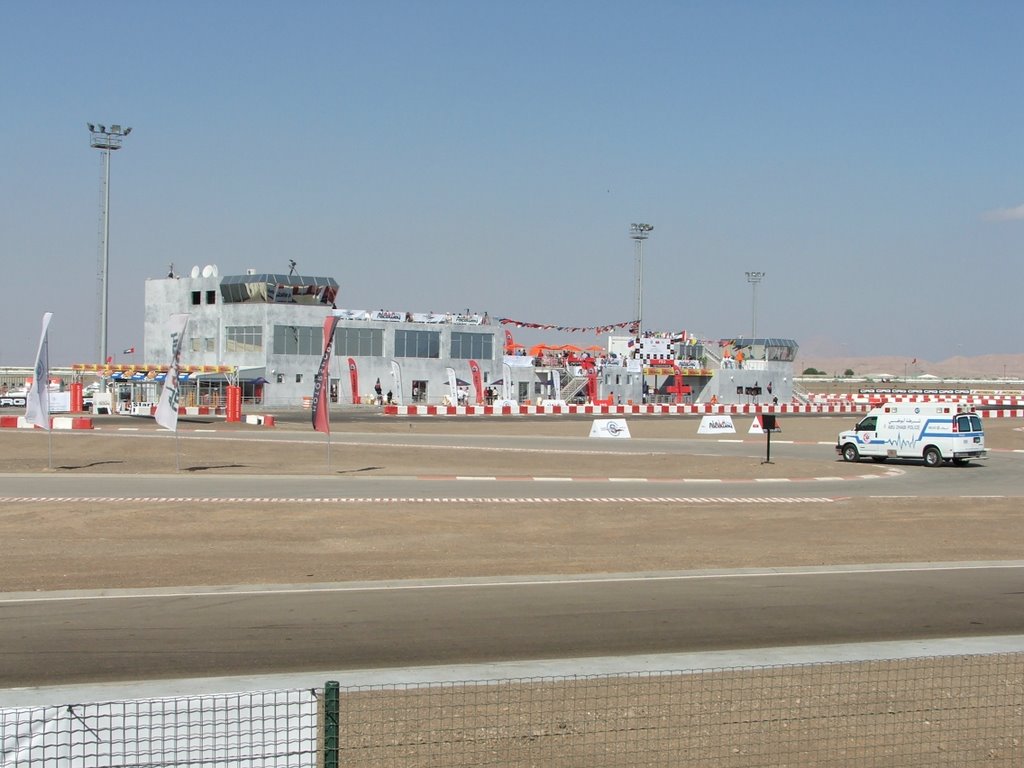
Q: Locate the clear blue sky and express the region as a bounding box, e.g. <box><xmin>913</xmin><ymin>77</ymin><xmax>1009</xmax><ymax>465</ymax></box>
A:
<box><xmin>2</xmin><ymin>1</ymin><xmax>1021</xmax><ymax>366</ymax></box>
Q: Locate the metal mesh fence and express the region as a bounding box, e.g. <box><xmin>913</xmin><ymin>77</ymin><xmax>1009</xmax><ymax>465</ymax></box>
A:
<box><xmin>1</xmin><ymin>653</ymin><xmax>1021</xmax><ymax>767</ymax></box>
<box><xmin>1</xmin><ymin>688</ymin><xmax>319</xmax><ymax>767</ymax></box>
<box><xmin>336</xmin><ymin>653</ymin><xmax>1024</xmax><ymax>767</ymax></box>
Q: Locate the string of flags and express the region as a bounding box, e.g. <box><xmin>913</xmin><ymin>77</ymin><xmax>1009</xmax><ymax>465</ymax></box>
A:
<box><xmin>497</xmin><ymin>318</ymin><xmax>640</xmax><ymax>334</ymax></box>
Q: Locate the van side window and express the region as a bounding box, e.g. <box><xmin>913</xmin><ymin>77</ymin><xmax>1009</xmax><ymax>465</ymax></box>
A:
<box><xmin>857</xmin><ymin>416</ymin><xmax>877</xmax><ymax>431</ymax></box>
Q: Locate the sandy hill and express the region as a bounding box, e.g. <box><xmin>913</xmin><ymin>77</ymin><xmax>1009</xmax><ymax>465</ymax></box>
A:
<box><xmin>798</xmin><ymin>353</ymin><xmax>1024</xmax><ymax>381</ymax></box>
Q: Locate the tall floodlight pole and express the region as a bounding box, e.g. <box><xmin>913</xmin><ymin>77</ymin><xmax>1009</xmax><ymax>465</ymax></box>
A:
<box><xmin>630</xmin><ymin>223</ymin><xmax>654</xmax><ymax>342</ymax></box>
<box><xmin>745</xmin><ymin>271</ymin><xmax>765</xmax><ymax>339</ymax></box>
<box><xmin>88</xmin><ymin>122</ymin><xmax>132</xmax><ymax>364</ymax></box>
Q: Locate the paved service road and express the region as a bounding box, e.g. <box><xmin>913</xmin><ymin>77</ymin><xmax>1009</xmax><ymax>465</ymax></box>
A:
<box><xmin>2</xmin><ymin>564</ymin><xmax>1024</xmax><ymax>686</ymax></box>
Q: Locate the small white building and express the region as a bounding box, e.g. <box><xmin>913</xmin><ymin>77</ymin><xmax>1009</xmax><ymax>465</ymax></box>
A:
<box><xmin>143</xmin><ymin>269</ymin><xmax>507</xmax><ymax>407</ymax></box>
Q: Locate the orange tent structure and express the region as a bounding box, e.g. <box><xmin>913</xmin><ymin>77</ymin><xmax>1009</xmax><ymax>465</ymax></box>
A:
<box><xmin>529</xmin><ymin>343</ymin><xmax>584</xmax><ymax>355</ymax></box>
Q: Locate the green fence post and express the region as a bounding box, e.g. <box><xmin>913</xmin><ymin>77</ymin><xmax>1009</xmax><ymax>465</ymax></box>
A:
<box><xmin>324</xmin><ymin>680</ymin><xmax>340</xmax><ymax>768</ymax></box>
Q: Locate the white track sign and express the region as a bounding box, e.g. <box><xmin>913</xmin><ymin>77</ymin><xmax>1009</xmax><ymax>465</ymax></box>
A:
<box><xmin>698</xmin><ymin>415</ymin><xmax>736</xmax><ymax>434</ymax></box>
<box><xmin>589</xmin><ymin>419</ymin><xmax>631</xmax><ymax>439</ymax></box>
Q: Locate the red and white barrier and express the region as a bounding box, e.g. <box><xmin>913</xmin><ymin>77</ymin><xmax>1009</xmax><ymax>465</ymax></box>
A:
<box><xmin>0</xmin><ymin>416</ymin><xmax>94</xmax><ymax>430</ymax></box>
<box><xmin>244</xmin><ymin>414</ymin><xmax>276</xmax><ymax>427</ymax></box>
<box><xmin>382</xmin><ymin>402</ymin><xmax>1024</xmax><ymax>418</ymax></box>
<box><xmin>384</xmin><ymin>403</ymin><xmax>872</xmax><ymax>417</ymax></box>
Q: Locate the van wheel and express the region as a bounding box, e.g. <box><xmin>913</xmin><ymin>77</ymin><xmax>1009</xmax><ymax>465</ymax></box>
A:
<box><xmin>870</xmin><ymin>456</ymin><xmax>888</xmax><ymax>463</ymax></box>
<box><xmin>842</xmin><ymin>444</ymin><xmax>860</xmax><ymax>462</ymax></box>
<box><xmin>923</xmin><ymin>446</ymin><xmax>942</xmax><ymax>467</ymax></box>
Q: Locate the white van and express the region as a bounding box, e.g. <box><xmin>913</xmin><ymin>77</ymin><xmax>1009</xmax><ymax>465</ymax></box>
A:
<box><xmin>836</xmin><ymin>403</ymin><xmax>986</xmax><ymax>467</ymax></box>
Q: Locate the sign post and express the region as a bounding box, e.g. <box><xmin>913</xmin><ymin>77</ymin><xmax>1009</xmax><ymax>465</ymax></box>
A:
<box><xmin>761</xmin><ymin>414</ymin><xmax>778</xmax><ymax>464</ymax></box>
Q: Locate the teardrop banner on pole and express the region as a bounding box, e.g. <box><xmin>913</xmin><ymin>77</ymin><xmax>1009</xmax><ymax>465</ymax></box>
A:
<box><xmin>312</xmin><ymin>314</ymin><xmax>341</xmax><ymax>471</ymax></box>
<box><xmin>501</xmin><ymin>363</ymin><xmax>512</xmax><ymax>402</ymax></box>
<box><xmin>155</xmin><ymin>313</ymin><xmax>190</xmax><ymax>471</ymax></box>
<box><xmin>446</xmin><ymin>367</ymin><xmax>458</xmax><ymax>405</ymax></box>
<box><xmin>348</xmin><ymin>358</ymin><xmax>360</xmax><ymax>405</ymax></box>
<box><xmin>26</xmin><ymin>312</ymin><xmax>54</xmax><ymax>469</ymax></box>
<box><xmin>390</xmin><ymin>361</ymin><xmax>404</xmax><ymax>406</ymax></box>
<box><xmin>468</xmin><ymin>360</ymin><xmax>484</xmax><ymax>404</ymax></box>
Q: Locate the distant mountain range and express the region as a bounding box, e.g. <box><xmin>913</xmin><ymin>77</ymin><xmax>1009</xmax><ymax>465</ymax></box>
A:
<box><xmin>798</xmin><ymin>354</ymin><xmax>1024</xmax><ymax>380</ymax></box>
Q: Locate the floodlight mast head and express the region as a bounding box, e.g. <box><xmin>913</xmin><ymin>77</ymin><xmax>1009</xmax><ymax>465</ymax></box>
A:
<box><xmin>88</xmin><ymin>122</ymin><xmax>132</xmax><ymax>150</ymax></box>
<box><xmin>630</xmin><ymin>222</ymin><xmax>654</xmax><ymax>241</ymax></box>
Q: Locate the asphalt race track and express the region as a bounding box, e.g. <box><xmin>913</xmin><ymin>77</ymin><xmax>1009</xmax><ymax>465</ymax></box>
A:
<box><xmin>2</xmin><ymin>413</ymin><xmax>1023</xmax><ymax>688</ymax></box>
<box><xmin>2</xmin><ymin>564</ymin><xmax>1024</xmax><ymax>687</ymax></box>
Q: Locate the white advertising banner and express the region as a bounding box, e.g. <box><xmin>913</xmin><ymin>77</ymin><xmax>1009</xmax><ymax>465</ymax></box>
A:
<box><xmin>0</xmin><ymin>690</ymin><xmax>318</xmax><ymax>767</ymax></box>
<box><xmin>697</xmin><ymin>415</ymin><xmax>736</xmax><ymax>434</ymax></box>
<box><xmin>332</xmin><ymin>308</ymin><xmax>370</xmax><ymax>321</ymax></box>
<box><xmin>503</xmin><ymin>355</ymin><xmax>534</xmax><ymax>368</ymax></box>
<box><xmin>47</xmin><ymin>392</ymin><xmax>71</xmax><ymax>413</ymax></box>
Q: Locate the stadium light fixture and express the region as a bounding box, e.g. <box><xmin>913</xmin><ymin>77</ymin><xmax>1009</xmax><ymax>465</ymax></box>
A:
<box><xmin>745</xmin><ymin>271</ymin><xmax>765</xmax><ymax>339</ymax></box>
<box><xmin>88</xmin><ymin>122</ymin><xmax>132</xmax><ymax>364</ymax></box>
<box><xmin>629</xmin><ymin>223</ymin><xmax>654</xmax><ymax>348</ymax></box>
